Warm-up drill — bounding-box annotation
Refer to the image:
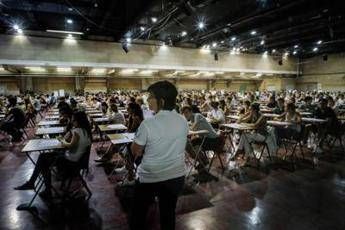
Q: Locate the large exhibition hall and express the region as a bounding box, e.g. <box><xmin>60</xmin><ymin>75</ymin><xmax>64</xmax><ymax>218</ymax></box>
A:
<box><xmin>0</xmin><ymin>0</ymin><xmax>344</xmax><ymax>229</ymax></box>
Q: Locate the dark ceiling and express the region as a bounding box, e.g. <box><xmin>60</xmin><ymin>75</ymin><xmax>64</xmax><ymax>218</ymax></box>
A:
<box><xmin>1</xmin><ymin>0</ymin><xmax>345</xmax><ymax>57</ymax></box>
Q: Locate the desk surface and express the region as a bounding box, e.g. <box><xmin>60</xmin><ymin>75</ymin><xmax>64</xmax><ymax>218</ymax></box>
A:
<box><xmin>22</xmin><ymin>139</ymin><xmax>64</xmax><ymax>152</ymax></box>
<box><xmin>37</xmin><ymin>120</ymin><xmax>61</xmax><ymax>126</ymax></box>
<box><xmin>45</xmin><ymin>115</ymin><xmax>60</xmax><ymax>120</ymax></box>
<box><xmin>267</xmin><ymin>121</ymin><xmax>293</xmax><ymax>126</ymax></box>
<box><xmin>107</xmin><ymin>133</ymin><xmax>135</xmax><ymax>145</ymax></box>
<box><xmin>99</xmin><ymin>124</ymin><xmax>127</xmax><ymax>132</ymax></box>
<box><xmin>36</xmin><ymin>127</ymin><xmax>65</xmax><ymax>135</ymax></box>
<box><xmin>301</xmin><ymin>118</ymin><xmax>327</xmax><ymax>123</ymax></box>
<box><xmin>93</xmin><ymin>117</ymin><xmax>110</xmax><ymax>122</ymax></box>
<box><xmin>221</xmin><ymin>123</ymin><xmax>256</xmax><ymax>130</ymax></box>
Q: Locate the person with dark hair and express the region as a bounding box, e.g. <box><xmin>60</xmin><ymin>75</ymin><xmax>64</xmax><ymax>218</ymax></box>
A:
<box><xmin>207</xmin><ymin>101</ymin><xmax>225</xmax><ymax>128</ymax></box>
<box><xmin>273</xmin><ymin>98</ymin><xmax>285</xmax><ymax>114</ymax></box>
<box><xmin>0</xmin><ymin>96</ymin><xmax>25</xmax><ymax>141</ymax></box>
<box><xmin>101</xmin><ymin>101</ymin><xmax>109</xmax><ymax>115</ymax></box>
<box><xmin>14</xmin><ymin>111</ymin><xmax>92</xmax><ymax>199</ymax></box>
<box><xmin>127</xmin><ymin>102</ymin><xmax>144</xmax><ymax>132</ymax></box>
<box><xmin>234</xmin><ymin>103</ymin><xmax>277</xmax><ymax>161</ymax></box>
<box><xmin>129</xmin><ymin>81</ymin><xmax>188</xmax><ymax>230</ymax></box>
<box><xmin>267</xmin><ymin>96</ymin><xmax>277</xmax><ymax>108</ymax></box>
<box><xmin>182</xmin><ymin>105</ymin><xmax>219</xmax><ymax>171</ymax></box>
<box><xmin>299</xmin><ymin>96</ymin><xmax>317</xmax><ymax>114</ymax></box>
<box><xmin>275</xmin><ymin>102</ymin><xmax>302</xmax><ymax>145</ymax></box>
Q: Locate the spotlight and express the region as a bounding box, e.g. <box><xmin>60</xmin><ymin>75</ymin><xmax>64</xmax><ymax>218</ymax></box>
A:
<box><xmin>250</xmin><ymin>30</ymin><xmax>257</xmax><ymax>35</ymax></box>
<box><xmin>66</xmin><ymin>19</ymin><xmax>73</xmax><ymax>24</ymax></box>
<box><xmin>13</xmin><ymin>24</ymin><xmax>19</xmax><ymax>30</ymax></box>
<box><xmin>122</xmin><ymin>43</ymin><xmax>129</xmax><ymax>53</ymax></box>
<box><xmin>231</xmin><ymin>36</ymin><xmax>236</xmax><ymax>41</ymax></box>
<box><xmin>198</xmin><ymin>22</ymin><xmax>205</xmax><ymax>29</ymax></box>
<box><xmin>272</xmin><ymin>49</ymin><xmax>276</xmax><ymax>53</ymax></box>
<box><xmin>260</xmin><ymin>40</ymin><xmax>265</xmax><ymax>45</ymax></box>
<box><xmin>293</xmin><ymin>50</ymin><xmax>297</xmax><ymax>55</ymax></box>
<box><xmin>212</xmin><ymin>42</ymin><xmax>217</xmax><ymax>47</ymax></box>
<box><xmin>313</xmin><ymin>47</ymin><xmax>318</xmax><ymax>52</ymax></box>
<box><xmin>151</xmin><ymin>17</ymin><xmax>157</xmax><ymax>23</ymax></box>
<box><xmin>220</xmin><ymin>40</ymin><xmax>224</xmax><ymax>44</ymax></box>
<box><xmin>181</xmin><ymin>31</ymin><xmax>187</xmax><ymax>37</ymax></box>
<box><xmin>140</xmin><ymin>26</ymin><xmax>145</xmax><ymax>31</ymax></box>
<box><xmin>126</xmin><ymin>37</ymin><xmax>132</xmax><ymax>43</ymax></box>
<box><xmin>317</xmin><ymin>40</ymin><xmax>322</xmax><ymax>45</ymax></box>
<box><xmin>294</xmin><ymin>45</ymin><xmax>299</xmax><ymax>49</ymax></box>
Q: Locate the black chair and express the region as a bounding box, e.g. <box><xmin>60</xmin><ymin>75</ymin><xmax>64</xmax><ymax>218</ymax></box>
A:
<box><xmin>58</xmin><ymin>146</ymin><xmax>92</xmax><ymax>201</ymax></box>
<box><xmin>281</xmin><ymin>124</ymin><xmax>308</xmax><ymax>163</ymax></box>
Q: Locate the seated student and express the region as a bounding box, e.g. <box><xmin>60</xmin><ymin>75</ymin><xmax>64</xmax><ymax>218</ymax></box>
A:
<box><xmin>207</xmin><ymin>101</ymin><xmax>225</xmax><ymax>129</ymax></box>
<box><xmin>101</xmin><ymin>101</ymin><xmax>109</xmax><ymax>115</ymax></box>
<box><xmin>314</xmin><ymin>98</ymin><xmax>341</xmax><ymax>153</ymax></box>
<box><xmin>126</xmin><ymin>103</ymin><xmax>144</xmax><ymax>132</ymax></box>
<box><xmin>108</xmin><ymin>103</ymin><xmax>126</xmax><ymax>125</ymax></box>
<box><xmin>266</xmin><ymin>96</ymin><xmax>277</xmax><ymax>108</ymax></box>
<box><xmin>182</xmin><ymin>106</ymin><xmax>219</xmax><ymax>171</ymax></box>
<box><xmin>238</xmin><ymin>100</ymin><xmax>251</xmax><ymax>117</ymax></box>
<box><xmin>234</xmin><ymin>103</ymin><xmax>277</xmax><ymax>161</ymax></box>
<box><xmin>275</xmin><ymin>103</ymin><xmax>302</xmax><ymax>145</ymax></box>
<box><xmin>136</xmin><ymin>97</ymin><xmax>154</xmax><ymax>119</ymax></box>
<box><xmin>273</xmin><ymin>98</ymin><xmax>285</xmax><ymax>114</ymax></box>
<box><xmin>14</xmin><ymin>111</ymin><xmax>92</xmax><ymax>199</ymax></box>
<box><xmin>299</xmin><ymin>96</ymin><xmax>317</xmax><ymax>114</ymax></box>
<box><xmin>0</xmin><ymin>96</ymin><xmax>25</xmax><ymax>142</ymax></box>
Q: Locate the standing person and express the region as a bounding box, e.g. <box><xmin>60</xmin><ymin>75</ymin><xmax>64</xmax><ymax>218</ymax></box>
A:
<box><xmin>130</xmin><ymin>81</ymin><xmax>188</xmax><ymax>230</ymax></box>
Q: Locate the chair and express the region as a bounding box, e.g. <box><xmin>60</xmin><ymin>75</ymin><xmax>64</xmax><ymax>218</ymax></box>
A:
<box><xmin>327</xmin><ymin>123</ymin><xmax>345</xmax><ymax>152</ymax></box>
<box><xmin>207</xmin><ymin>134</ymin><xmax>226</xmax><ymax>172</ymax></box>
<box><xmin>281</xmin><ymin>124</ymin><xmax>307</xmax><ymax>163</ymax></box>
<box><xmin>58</xmin><ymin>146</ymin><xmax>92</xmax><ymax>201</ymax></box>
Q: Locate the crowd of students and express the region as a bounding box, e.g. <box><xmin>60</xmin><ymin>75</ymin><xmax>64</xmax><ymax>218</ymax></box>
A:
<box><xmin>0</xmin><ymin>86</ymin><xmax>344</xmax><ymax>229</ymax></box>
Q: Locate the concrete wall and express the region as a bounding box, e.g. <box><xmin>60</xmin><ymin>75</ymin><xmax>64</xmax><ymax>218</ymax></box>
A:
<box><xmin>0</xmin><ymin>34</ymin><xmax>297</xmax><ymax>74</ymax></box>
<box><xmin>297</xmin><ymin>53</ymin><xmax>345</xmax><ymax>91</ymax></box>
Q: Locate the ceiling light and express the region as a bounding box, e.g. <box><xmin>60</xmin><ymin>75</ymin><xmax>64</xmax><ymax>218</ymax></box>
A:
<box><xmin>293</xmin><ymin>50</ymin><xmax>298</xmax><ymax>55</ymax></box>
<box><xmin>140</xmin><ymin>26</ymin><xmax>145</xmax><ymax>31</ymax></box>
<box><xmin>91</xmin><ymin>68</ymin><xmax>107</xmax><ymax>74</ymax></box>
<box><xmin>212</xmin><ymin>42</ymin><xmax>217</xmax><ymax>47</ymax></box>
<box><xmin>198</xmin><ymin>22</ymin><xmax>205</xmax><ymax>29</ymax></box>
<box><xmin>25</xmin><ymin>66</ymin><xmax>46</xmax><ymax>72</ymax></box>
<box><xmin>313</xmin><ymin>47</ymin><xmax>318</xmax><ymax>52</ymax></box>
<box><xmin>13</xmin><ymin>24</ymin><xmax>19</xmax><ymax>30</ymax></box>
<box><xmin>231</xmin><ymin>36</ymin><xmax>236</xmax><ymax>41</ymax></box>
<box><xmin>250</xmin><ymin>30</ymin><xmax>257</xmax><ymax>35</ymax></box>
<box><xmin>66</xmin><ymin>19</ymin><xmax>73</xmax><ymax>24</ymax></box>
<box><xmin>181</xmin><ymin>31</ymin><xmax>187</xmax><ymax>37</ymax></box>
<box><xmin>294</xmin><ymin>45</ymin><xmax>299</xmax><ymax>48</ymax></box>
<box><xmin>317</xmin><ymin>40</ymin><xmax>322</xmax><ymax>45</ymax></box>
<box><xmin>262</xmin><ymin>51</ymin><xmax>268</xmax><ymax>58</ymax></box>
<box><xmin>57</xmin><ymin>67</ymin><xmax>72</xmax><ymax>72</ymax></box>
<box><xmin>46</xmin><ymin>30</ymin><xmax>84</xmax><ymax>35</ymax></box>
<box><xmin>68</xmin><ymin>7</ymin><xmax>73</xmax><ymax>11</ymax></box>
<box><xmin>120</xmin><ymin>69</ymin><xmax>139</xmax><ymax>75</ymax></box>
<box><xmin>126</xmin><ymin>37</ymin><xmax>132</xmax><ymax>43</ymax></box>
<box><xmin>260</xmin><ymin>40</ymin><xmax>265</xmax><ymax>45</ymax></box>
<box><xmin>220</xmin><ymin>40</ymin><xmax>224</xmax><ymax>44</ymax></box>
<box><xmin>284</xmin><ymin>52</ymin><xmax>289</xmax><ymax>56</ymax></box>
<box><xmin>151</xmin><ymin>17</ymin><xmax>157</xmax><ymax>23</ymax></box>
<box><xmin>272</xmin><ymin>49</ymin><xmax>276</xmax><ymax>53</ymax></box>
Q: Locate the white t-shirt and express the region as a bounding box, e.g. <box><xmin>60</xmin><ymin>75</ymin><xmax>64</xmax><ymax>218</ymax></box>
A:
<box><xmin>134</xmin><ymin>110</ymin><xmax>188</xmax><ymax>183</ymax></box>
<box><xmin>65</xmin><ymin>128</ymin><xmax>91</xmax><ymax>162</ymax></box>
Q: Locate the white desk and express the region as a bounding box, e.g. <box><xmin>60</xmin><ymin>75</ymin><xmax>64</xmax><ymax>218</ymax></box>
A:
<box><xmin>35</xmin><ymin>127</ymin><xmax>65</xmax><ymax>136</ymax></box>
<box><xmin>22</xmin><ymin>139</ymin><xmax>64</xmax><ymax>152</ymax></box>
<box><xmin>37</xmin><ymin>120</ymin><xmax>61</xmax><ymax>127</ymax></box>
<box><xmin>98</xmin><ymin>124</ymin><xmax>127</xmax><ymax>132</ymax></box>
<box><xmin>107</xmin><ymin>132</ymin><xmax>135</xmax><ymax>145</ymax></box>
<box><xmin>301</xmin><ymin>118</ymin><xmax>327</xmax><ymax>124</ymax></box>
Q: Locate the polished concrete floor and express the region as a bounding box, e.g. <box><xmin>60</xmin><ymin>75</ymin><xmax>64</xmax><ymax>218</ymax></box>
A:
<box><xmin>0</xmin><ymin>129</ymin><xmax>345</xmax><ymax>230</ymax></box>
